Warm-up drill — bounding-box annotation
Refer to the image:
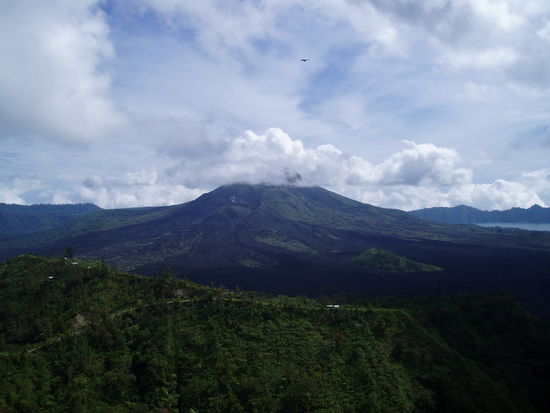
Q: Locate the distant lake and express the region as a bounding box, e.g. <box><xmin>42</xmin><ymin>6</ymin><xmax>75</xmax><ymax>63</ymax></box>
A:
<box><xmin>476</xmin><ymin>222</ymin><xmax>550</xmax><ymax>232</ymax></box>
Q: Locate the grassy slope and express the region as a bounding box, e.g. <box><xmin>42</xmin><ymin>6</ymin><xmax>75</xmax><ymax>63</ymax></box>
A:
<box><xmin>1</xmin><ymin>255</ymin><xmax>549</xmax><ymax>413</ymax></box>
<box><xmin>353</xmin><ymin>248</ymin><xmax>442</xmax><ymax>272</ymax></box>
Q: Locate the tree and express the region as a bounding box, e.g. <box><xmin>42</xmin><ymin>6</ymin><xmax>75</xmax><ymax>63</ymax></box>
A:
<box><xmin>64</xmin><ymin>246</ymin><xmax>74</xmax><ymax>259</ymax></box>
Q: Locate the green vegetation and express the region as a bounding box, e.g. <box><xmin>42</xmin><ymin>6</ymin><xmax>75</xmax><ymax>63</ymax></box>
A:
<box><xmin>238</xmin><ymin>258</ymin><xmax>264</xmax><ymax>268</ymax></box>
<box><xmin>1</xmin><ymin>255</ymin><xmax>549</xmax><ymax>412</ymax></box>
<box><xmin>256</xmin><ymin>232</ymin><xmax>317</xmax><ymax>253</ymax></box>
<box><xmin>353</xmin><ymin>248</ymin><xmax>442</xmax><ymax>272</ymax></box>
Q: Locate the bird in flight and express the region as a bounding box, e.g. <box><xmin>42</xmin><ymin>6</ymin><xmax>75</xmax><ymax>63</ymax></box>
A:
<box><xmin>300</xmin><ymin>58</ymin><xmax>309</xmax><ymax>62</ymax></box>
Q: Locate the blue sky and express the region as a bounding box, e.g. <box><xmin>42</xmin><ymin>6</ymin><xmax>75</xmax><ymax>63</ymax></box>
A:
<box><xmin>1</xmin><ymin>0</ymin><xmax>550</xmax><ymax>210</ymax></box>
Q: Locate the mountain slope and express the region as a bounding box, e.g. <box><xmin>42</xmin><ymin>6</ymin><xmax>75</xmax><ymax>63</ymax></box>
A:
<box><xmin>3</xmin><ymin>184</ymin><xmax>549</xmax><ymax>268</ymax></box>
<box><xmin>1</xmin><ymin>184</ymin><xmax>450</xmax><ymax>269</ymax></box>
<box><xmin>0</xmin><ymin>203</ymin><xmax>101</xmax><ymax>239</ymax></box>
<box><xmin>1</xmin><ymin>184</ymin><xmax>550</xmax><ymax>316</ymax></box>
<box><xmin>1</xmin><ymin>255</ymin><xmax>549</xmax><ymax>413</ymax></box>
<box><xmin>411</xmin><ymin>204</ymin><xmax>550</xmax><ymax>224</ymax></box>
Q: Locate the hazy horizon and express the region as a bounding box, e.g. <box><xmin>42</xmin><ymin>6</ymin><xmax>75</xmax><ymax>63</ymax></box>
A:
<box><xmin>2</xmin><ymin>182</ymin><xmax>549</xmax><ymax>213</ymax></box>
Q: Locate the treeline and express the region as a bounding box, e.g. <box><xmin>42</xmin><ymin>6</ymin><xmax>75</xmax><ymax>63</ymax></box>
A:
<box><xmin>1</xmin><ymin>255</ymin><xmax>549</xmax><ymax>412</ymax></box>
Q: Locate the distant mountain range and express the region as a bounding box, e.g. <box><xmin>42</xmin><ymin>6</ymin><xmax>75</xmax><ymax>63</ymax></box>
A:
<box><xmin>1</xmin><ymin>184</ymin><xmax>550</xmax><ymax>316</ymax></box>
<box><xmin>410</xmin><ymin>204</ymin><xmax>550</xmax><ymax>224</ymax></box>
<box><xmin>0</xmin><ymin>202</ymin><xmax>100</xmax><ymax>239</ymax></box>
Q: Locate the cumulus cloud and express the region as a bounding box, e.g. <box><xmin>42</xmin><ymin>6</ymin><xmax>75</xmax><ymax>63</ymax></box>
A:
<box><xmin>167</xmin><ymin>128</ymin><xmax>472</xmax><ymax>189</ymax></box>
<box><xmin>77</xmin><ymin>170</ymin><xmax>203</xmax><ymax>208</ymax></box>
<box><xmin>363</xmin><ymin>0</ymin><xmax>550</xmax><ymax>89</ymax></box>
<box><xmin>16</xmin><ymin>127</ymin><xmax>548</xmax><ymax>211</ymax></box>
<box><xmin>519</xmin><ymin>168</ymin><xmax>550</xmax><ymax>197</ymax></box>
<box><xmin>162</xmin><ymin>127</ymin><xmax>546</xmax><ymax>211</ymax></box>
<box><xmin>377</xmin><ymin>141</ymin><xmax>472</xmax><ymax>186</ymax></box>
<box><xmin>0</xmin><ymin>184</ymin><xmax>26</xmax><ymax>204</ymax></box>
<box><xmin>38</xmin><ymin>190</ymin><xmax>74</xmax><ymax>205</ymax></box>
<box><xmin>356</xmin><ymin>180</ymin><xmax>546</xmax><ymax>211</ymax></box>
<box><xmin>0</xmin><ymin>0</ymin><xmax>124</xmax><ymax>142</ymax></box>
<box><xmin>69</xmin><ymin>126</ymin><xmax>549</xmax><ymax>211</ymax></box>
<box><xmin>0</xmin><ymin>177</ymin><xmax>42</xmax><ymax>204</ymax></box>
<box><xmin>167</xmin><ymin>128</ymin><xmax>374</xmax><ymax>187</ymax></box>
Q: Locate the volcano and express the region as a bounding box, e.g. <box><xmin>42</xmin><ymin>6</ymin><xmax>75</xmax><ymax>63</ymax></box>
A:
<box><xmin>2</xmin><ymin>184</ymin><xmax>550</xmax><ymax>314</ymax></box>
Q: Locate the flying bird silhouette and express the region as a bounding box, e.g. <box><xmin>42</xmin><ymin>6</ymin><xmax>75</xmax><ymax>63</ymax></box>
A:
<box><xmin>300</xmin><ymin>58</ymin><xmax>309</xmax><ymax>62</ymax></box>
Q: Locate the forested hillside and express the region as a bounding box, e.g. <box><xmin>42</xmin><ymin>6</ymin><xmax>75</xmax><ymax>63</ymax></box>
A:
<box><xmin>1</xmin><ymin>255</ymin><xmax>549</xmax><ymax>413</ymax></box>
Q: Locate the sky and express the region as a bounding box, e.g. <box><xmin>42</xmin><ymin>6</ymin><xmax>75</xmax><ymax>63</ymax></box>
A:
<box><xmin>2</xmin><ymin>0</ymin><xmax>550</xmax><ymax>211</ymax></box>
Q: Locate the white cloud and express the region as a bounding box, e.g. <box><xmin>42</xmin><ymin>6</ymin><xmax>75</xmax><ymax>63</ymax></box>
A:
<box><xmin>351</xmin><ymin>179</ymin><xmax>546</xmax><ymax>211</ymax></box>
<box><xmin>442</xmin><ymin>48</ymin><xmax>518</xmax><ymax>70</ymax></box>
<box><xmin>520</xmin><ymin>168</ymin><xmax>550</xmax><ymax>196</ymax></box>
<box><xmin>468</xmin><ymin>0</ymin><xmax>523</xmax><ymax>31</ymax></box>
<box><xmin>167</xmin><ymin>128</ymin><xmax>375</xmax><ymax>187</ymax></box>
<box><xmin>107</xmin><ymin>0</ymin><xmax>550</xmax><ymax>181</ymax></box>
<box><xmin>39</xmin><ymin>190</ymin><xmax>74</xmax><ymax>205</ymax></box>
<box><xmin>138</xmin><ymin>0</ymin><xmax>404</xmax><ymax>57</ymax></box>
<box><xmin>161</xmin><ymin>127</ymin><xmax>545</xmax><ymax>211</ymax></box>
<box><xmin>211</xmin><ymin>129</ymin><xmax>473</xmax><ymax>188</ymax></box>
<box><xmin>77</xmin><ymin>170</ymin><xmax>203</xmax><ymax>208</ymax></box>
<box><xmin>537</xmin><ymin>22</ymin><xmax>550</xmax><ymax>42</ymax></box>
<box><xmin>0</xmin><ymin>184</ymin><xmax>26</xmax><ymax>204</ymax></box>
<box><xmin>0</xmin><ymin>177</ymin><xmax>41</xmax><ymax>204</ymax></box>
<box><xmin>366</xmin><ymin>0</ymin><xmax>550</xmax><ymax>89</ymax></box>
<box><xmin>125</xmin><ymin>170</ymin><xmax>158</xmax><ymax>186</ymax></box>
<box><xmin>453</xmin><ymin>180</ymin><xmax>546</xmax><ymax>209</ymax></box>
<box><xmin>8</xmin><ymin>126</ymin><xmax>548</xmax><ymax>212</ymax></box>
<box><xmin>0</xmin><ymin>0</ymin><xmax>124</xmax><ymax>142</ymax></box>
<box><xmin>63</xmin><ymin>127</ymin><xmax>476</xmax><ymax>208</ymax></box>
<box><xmin>377</xmin><ymin>141</ymin><xmax>472</xmax><ymax>186</ymax></box>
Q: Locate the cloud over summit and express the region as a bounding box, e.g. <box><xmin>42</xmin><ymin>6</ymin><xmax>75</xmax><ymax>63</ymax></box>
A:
<box><xmin>165</xmin><ymin>128</ymin><xmax>471</xmax><ymax>189</ymax></box>
<box><xmin>71</xmin><ymin>128</ymin><xmax>548</xmax><ymax>210</ymax></box>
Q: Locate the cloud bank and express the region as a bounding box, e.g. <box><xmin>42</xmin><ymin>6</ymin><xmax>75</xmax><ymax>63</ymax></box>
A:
<box><xmin>70</xmin><ymin>128</ymin><xmax>549</xmax><ymax>210</ymax></box>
